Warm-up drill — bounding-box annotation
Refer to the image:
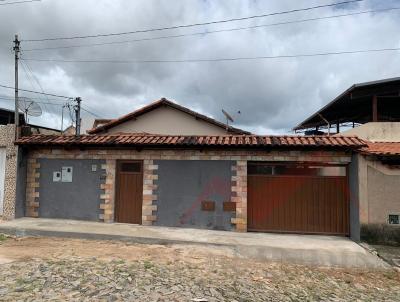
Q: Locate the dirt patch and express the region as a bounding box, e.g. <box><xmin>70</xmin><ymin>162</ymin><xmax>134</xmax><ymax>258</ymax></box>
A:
<box><xmin>0</xmin><ymin>236</ymin><xmax>236</xmax><ymax>264</ymax></box>
<box><xmin>373</xmin><ymin>244</ymin><xmax>400</xmax><ymax>268</ymax></box>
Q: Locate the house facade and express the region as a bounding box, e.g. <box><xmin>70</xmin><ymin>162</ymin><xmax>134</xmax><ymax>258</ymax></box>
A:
<box><xmin>14</xmin><ymin>99</ymin><xmax>365</xmax><ymax>239</ymax></box>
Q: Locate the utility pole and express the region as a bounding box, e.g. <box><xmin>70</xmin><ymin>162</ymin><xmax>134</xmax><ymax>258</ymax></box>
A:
<box><xmin>13</xmin><ymin>34</ymin><xmax>20</xmax><ymax>139</ymax></box>
<box><xmin>61</xmin><ymin>103</ymin><xmax>67</xmax><ymax>135</ymax></box>
<box><xmin>74</xmin><ymin>97</ymin><xmax>81</xmax><ymax>136</ymax></box>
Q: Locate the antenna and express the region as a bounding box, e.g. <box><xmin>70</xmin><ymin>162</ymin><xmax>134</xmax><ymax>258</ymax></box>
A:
<box><xmin>17</xmin><ymin>97</ymin><xmax>42</xmax><ymax>123</ymax></box>
<box><xmin>222</xmin><ymin>109</ymin><xmax>234</xmax><ymax>132</ymax></box>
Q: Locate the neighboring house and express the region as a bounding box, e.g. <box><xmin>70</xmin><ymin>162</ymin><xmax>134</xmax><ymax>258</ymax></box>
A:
<box><xmin>88</xmin><ymin>98</ymin><xmax>250</xmax><ymax>135</ymax></box>
<box><xmin>62</xmin><ymin>125</ymin><xmax>76</xmax><ymax>136</ymax></box>
<box><xmin>294</xmin><ymin>77</ymin><xmax>400</xmax><ymax>240</ymax></box>
<box><xmin>15</xmin><ymin>99</ymin><xmax>366</xmax><ymax>239</ymax></box>
<box><xmin>0</xmin><ymin>108</ymin><xmax>61</xmax><ymax>220</ymax></box>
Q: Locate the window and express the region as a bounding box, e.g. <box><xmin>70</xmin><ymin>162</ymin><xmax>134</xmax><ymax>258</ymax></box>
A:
<box><xmin>388</xmin><ymin>214</ymin><xmax>399</xmax><ymax>225</ymax></box>
<box><xmin>248</xmin><ymin>163</ymin><xmax>346</xmax><ymax>176</ymax></box>
<box><xmin>120</xmin><ymin>162</ymin><xmax>141</xmax><ymax>173</ymax></box>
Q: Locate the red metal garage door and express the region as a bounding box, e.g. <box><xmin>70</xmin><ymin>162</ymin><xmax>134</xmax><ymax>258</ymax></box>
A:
<box><xmin>247</xmin><ymin>163</ymin><xmax>349</xmax><ymax>235</ymax></box>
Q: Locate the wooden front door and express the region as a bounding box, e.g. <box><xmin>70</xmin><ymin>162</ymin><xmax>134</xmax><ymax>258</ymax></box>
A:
<box><xmin>115</xmin><ymin>160</ymin><xmax>143</xmax><ymax>224</ymax></box>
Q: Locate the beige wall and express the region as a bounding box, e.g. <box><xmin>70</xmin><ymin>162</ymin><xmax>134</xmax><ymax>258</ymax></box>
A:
<box><xmin>357</xmin><ymin>154</ymin><xmax>400</xmax><ymax>224</ymax></box>
<box><xmin>106</xmin><ymin>106</ymin><xmax>229</xmax><ymax>135</ymax></box>
<box><xmin>341</xmin><ymin>122</ymin><xmax>400</xmax><ymax>142</ymax></box>
<box><xmin>0</xmin><ymin>125</ymin><xmax>17</xmax><ymax>219</ymax></box>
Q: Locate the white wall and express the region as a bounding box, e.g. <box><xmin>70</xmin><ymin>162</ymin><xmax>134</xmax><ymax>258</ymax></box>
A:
<box><xmin>341</xmin><ymin>122</ymin><xmax>400</xmax><ymax>142</ymax></box>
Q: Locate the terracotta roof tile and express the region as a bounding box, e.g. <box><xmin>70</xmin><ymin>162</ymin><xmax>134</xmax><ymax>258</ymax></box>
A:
<box><xmin>16</xmin><ymin>134</ymin><xmax>366</xmax><ymax>150</ymax></box>
<box><xmin>360</xmin><ymin>142</ymin><xmax>400</xmax><ymax>156</ymax></box>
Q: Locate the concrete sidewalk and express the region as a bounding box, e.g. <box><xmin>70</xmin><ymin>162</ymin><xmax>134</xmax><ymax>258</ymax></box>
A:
<box><xmin>0</xmin><ymin>218</ymin><xmax>389</xmax><ymax>269</ymax></box>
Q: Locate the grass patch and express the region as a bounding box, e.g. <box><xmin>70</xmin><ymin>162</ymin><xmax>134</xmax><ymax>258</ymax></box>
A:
<box><xmin>143</xmin><ymin>260</ymin><xmax>154</xmax><ymax>269</ymax></box>
<box><xmin>0</xmin><ymin>233</ymin><xmax>8</xmax><ymax>242</ymax></box>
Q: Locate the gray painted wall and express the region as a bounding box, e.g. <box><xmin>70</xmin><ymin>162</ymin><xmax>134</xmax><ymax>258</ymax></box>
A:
<box><xmin>154</xmin><ymin>160</ymin><xmax>234</xmax><ymax>230</ymax></box>
<box><xmin>38</xmin><ymin>159</ymin><xmax>105</xmax><ymax>221</ymax></box>
<box><xmin>349</xmin><ymin>155</ymin><xmax>360</xmax><ymax>241</ymax></box>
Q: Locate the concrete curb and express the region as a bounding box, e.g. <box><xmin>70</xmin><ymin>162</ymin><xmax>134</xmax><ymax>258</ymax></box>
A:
<box><xmin>0</xmin><ymin>225</ymin><xmax>390</xmax><ymax>269</ymax></box>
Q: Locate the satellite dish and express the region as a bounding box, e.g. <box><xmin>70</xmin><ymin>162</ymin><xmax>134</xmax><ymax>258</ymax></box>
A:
<box><xmin>222</xmin><ymin>109</ymin><xmax>235</xmax><ymax>132</ymax></box>
<box><xmin>17</xmin><ymin>97</ymin><xmax>42</xmax><ymax>122</ymax></box>
<box><xmin>222</xmin><ymin>109</ymin><xmax>234</xmax><ymax>123</ymax></box>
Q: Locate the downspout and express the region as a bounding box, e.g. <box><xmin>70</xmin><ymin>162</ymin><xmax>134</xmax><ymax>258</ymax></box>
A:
<box><xmin>318</xmin><ymin>113</ymin><xmax>330</xmax><ymax>135</ymax></box>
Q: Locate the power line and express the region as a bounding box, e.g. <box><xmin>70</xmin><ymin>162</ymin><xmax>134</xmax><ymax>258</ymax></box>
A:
<box><xmin>0</xmin><ymin>83</ymin><xmax>73</xmax><ymax>99</ymax></box>
<box><xmin>0</xmin><ymin>0</ymin><xmax>40</xmax><ymax>6</ymax></box>
<box><xmin>0</xmin><ymin>96</ymin><xmax>66</xmax><ymax>106</ymax></box>
<box><xmin>22</xmin><ymin>0</ymin><xmax>363</xmax><ymax>42</ymax></box>
<box><xmin>20</xmin><ymin>59</ymin><xmax>53</xmax><ymax>115</ymax></box>
<box><xmin>21</xmin><ymin>47</ymin><xmax>400</xmax><ymax>64</ymax></box>
<box><xmin>81</xmin><ymin>105</ymin><xmax>103</xmax><ymax>118</ymax></box>
<box><xmin>21</xmin><ymin>6</ymin><xmax>400</xmax><ymax>52</ymax></box>
<box><xmin>0</xmin><ymin>94</ymin><xmax>70</xmax><ymax>102</ymax></box>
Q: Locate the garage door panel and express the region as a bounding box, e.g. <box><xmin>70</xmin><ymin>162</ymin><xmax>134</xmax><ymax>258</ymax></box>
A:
<box><xmin>248</xmin><ymin>172</ymin><xmax>349</xmax><ymax>235</ymax></box>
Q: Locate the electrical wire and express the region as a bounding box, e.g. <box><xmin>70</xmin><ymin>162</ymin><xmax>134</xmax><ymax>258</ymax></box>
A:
<box><xmin>0</xmin><ymin>0</ymin><xmax>40</xmax><ymax>6</ymax></box>
<box><xmin>20</xmin><ymin>59</ymin><xmax>52</xmax><ymax>115</ymax></box>
<box><xmin>21</xmin><ymin>7</ymin><xmax>400</xmax><ymax>52</ymax></box>
<box><xmin>81</xmin><ymin>105</ymin><xmax>103</xmax><ymax>118</ymax></box>
<box><xmin>21</xmin><ymin>47</ymin><xmax>400</xmax><ymax>64</ymax></box>
<box><xmin>0</xmin><ymin>84</ymin><xmax>73</xmax><ymax>99</ymax></box>
<box><xmin>22</xmin><ymin>0</ymin><xmax>363</xmax><ymax>42</ymax></box>
<box><xmin>0</xmin><ymin>94</ymin><xmax>67</xmax><ymax>102</ymax></box>
<box><xmin>0</xmin><ymin>96</ymin><xmax>66</xmax><ymax>106</ymax></box>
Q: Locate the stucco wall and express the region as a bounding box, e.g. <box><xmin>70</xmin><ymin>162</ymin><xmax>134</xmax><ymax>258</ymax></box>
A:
<box><xmin>154</xmin><ymin>160</ymin><xmax>234</xmax><ymax>230</ymax></box>
<box><xmin>341</xmin><ymin>122</ymin><xmax>400</xmax><ymax>142</ymax></box>
<box><xmin>106</xmin><ymin>106</ymin><xmax>229</xmax><ymax>135</ymax></box>
<box><xmin>367</xmin><ymin>166</ymin><xmax>400</xmax><ymax>224</ymax></box>
<box><xmin>38</xmin><ymin>159</ymin><xmax>105</xmax><ymax>221</ymax></box>
<box><xmin>356</xmin><ymin>154</ymin><xmax>400</xmax><ymax>225</ymax></box>
<box><xmin>0</xmin><ymin>125</ymin><xmax>17</xmax><ymax>219</ymax></box>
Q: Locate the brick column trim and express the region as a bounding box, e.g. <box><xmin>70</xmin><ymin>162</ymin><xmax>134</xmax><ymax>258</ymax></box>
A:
<box><xmin>100</xmin><ymin>160</ymin><xmax>116</xmax><ymax>222</ymax></box>
<box><xmin>25</xmin><ymin>158</ymin><xmax>40</xmax><ymax>217</ymax></box>
<box><xmin>142</xmin><ymin>160</ymin><xmax>158</xmax><ymax>226</ymax></box>
<box><xmin>231</xmin><ymin>160</ymin><xmax>247</xmax><ymax>232</ymax></box>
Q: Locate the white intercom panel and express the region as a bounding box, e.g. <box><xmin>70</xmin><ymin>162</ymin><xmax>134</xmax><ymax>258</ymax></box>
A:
<box><xmin>53</xmin><ymin>171</ymin><xmax>61</xmax><ymax>182</ymax></box>
<box><xmin>61</xmin><ymin>166</ymin><xmax>73</xmax><ymax>182</ymax></box>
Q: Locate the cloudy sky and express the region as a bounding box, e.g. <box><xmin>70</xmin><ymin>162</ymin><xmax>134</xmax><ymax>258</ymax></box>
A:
<box><xmin>0</xmin><ymin>0</ymin><xmax>399</xmax><ymax>133</ymax></box>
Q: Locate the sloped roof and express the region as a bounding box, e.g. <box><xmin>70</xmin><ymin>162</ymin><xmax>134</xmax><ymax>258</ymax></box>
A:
<box><xmin>360</xmin><ymin>142</ymin><xmax>400</xmax><ymax>156</ymax></box>
<box><xmin>88</xmin><ymin>98</ymin><xmax>250</xmax><ymax>135</ymax></box>
<box><xmin>16</xmin><ymin>133</ymin><xmax>365</xmax><ymax>149</ymax></box>
<box><xmin>294</xmin><ymin>77</ymin><xmax>400</xmax><ymax>131</ymax></box>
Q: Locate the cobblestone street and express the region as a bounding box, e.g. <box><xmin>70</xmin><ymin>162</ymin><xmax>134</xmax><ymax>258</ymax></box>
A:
<box><xmin>0</xmin><ymin>236</ymin><xmax>399</xmax><ymax>301</ymax></box>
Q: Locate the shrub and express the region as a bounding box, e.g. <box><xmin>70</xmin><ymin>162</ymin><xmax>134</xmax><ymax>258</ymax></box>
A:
<box><xmin>361</xmin><ymin>224</ymin><xmax>400</xmax><ymax>246</ymax></box>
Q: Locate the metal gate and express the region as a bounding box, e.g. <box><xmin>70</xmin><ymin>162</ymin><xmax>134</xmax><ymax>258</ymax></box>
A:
<box><xmin>247</xmin><ymin>163</ymin><xmax>349</xmax><ymax>235</ymax></box>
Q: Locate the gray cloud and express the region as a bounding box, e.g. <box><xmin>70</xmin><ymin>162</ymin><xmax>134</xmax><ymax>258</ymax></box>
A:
<box><xmin>0</xmin><ymin>0</ymin><xmax>399</xmax><ymax>132</ymax></box>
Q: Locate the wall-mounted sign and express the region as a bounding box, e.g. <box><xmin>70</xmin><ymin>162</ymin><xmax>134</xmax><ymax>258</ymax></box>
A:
<box><xmin>61</xmin><ymin>166</ymin><xmax>73</xmax><ymax>182</ymax></box>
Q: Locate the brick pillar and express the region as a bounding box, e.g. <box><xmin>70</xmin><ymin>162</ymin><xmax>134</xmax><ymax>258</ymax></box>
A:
<box><xmin>231</xmin><ymin>160</ymin><xmax>247</xmax><ymax>232</ymax></box>
<box><xmin>142</xmin><ymin>160</ymin><xmax>158</xmax><ymax>226</ymax></box>
<box><xmin>100</xmin><ymin>160</ymin><xmax>115</xmax><ymax>222</ymax></box>
<box><xmin>25</xmin><ymin>158</ymin><xmax>40</xmax><ymax>217</ymax></box>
